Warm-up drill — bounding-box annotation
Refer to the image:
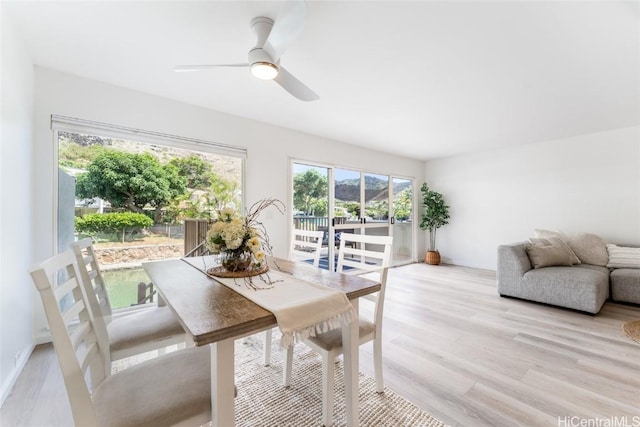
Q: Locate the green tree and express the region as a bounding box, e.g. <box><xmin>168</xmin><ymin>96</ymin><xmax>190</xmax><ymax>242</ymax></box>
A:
<box><xmin>365</xmin><ymin>200</ymin><xmax>389</xmax><ymax>220</ymax></box>
<box><xmin>310</xmin><ymin>198</ymin><xmax>328</xmax><ymax>217</ymax></box>
<box><xmin>75</xmin><ymin>150</ymin><xmax>187</xmax><ymax>222</ymax></box>
<box><xmin>164</xmin><ymin>176</ymin><xmax>240</xmax><ymax>222</ymax></box>
<box><xmin>293</xmin><ymin>170</ymin><xmax>328</xmax><ymax>215</ymax></box>
<box><xmin>341</xmin><ymin>201</ymin><xmax>360</xmax><ymax>219</ymax></box>
<box><xmin>169</xmin><ymin>155</ymin><xmax>214</xmax><ymax>189</ymax></box>
<box><xmin>393</xmin><ymin>187</ymin><xmax>412</xmax><ymax>221</ymax></box>
<box><xmin>209</xmin><ymin>175</ymin><xmax>240</xmax><ymax>213</ymax></box>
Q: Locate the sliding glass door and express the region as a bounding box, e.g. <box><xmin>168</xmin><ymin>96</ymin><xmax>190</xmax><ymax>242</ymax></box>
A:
<box><xmin>291</xmin><ymin>163</ymin><xmax>330</xmax><ymax>268</ymax></box>
<box><xmin>292</xmin><ymin>161</ymin><xmax>414</xmax><ymax>269</ymax></box>
<box><xmin>391</xmin><ymin>177</ymin><xmax>413</xmax><ymax>265</ymax></box>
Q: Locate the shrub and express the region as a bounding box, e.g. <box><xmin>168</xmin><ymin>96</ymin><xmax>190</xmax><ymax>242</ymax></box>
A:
<box><xmin>75</xmin><ymin>212</ymin><xmax>153</xmax><ymax>242</ymax></box>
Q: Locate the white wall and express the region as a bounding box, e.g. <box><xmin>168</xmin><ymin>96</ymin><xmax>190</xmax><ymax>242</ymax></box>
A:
<box><xmin>0</xmin><ymin>9</ymin><xmax>36</xmax><ymax>404</ymax></box>
<box><xmin>32</xmin><ymin>67</ymin><xmax>425</xmax><ymax>340</ymax></box>
<box><xmin>424</xmin><ymin>126</ymin><xmax>640</xmax><ymax>270</ymax></box>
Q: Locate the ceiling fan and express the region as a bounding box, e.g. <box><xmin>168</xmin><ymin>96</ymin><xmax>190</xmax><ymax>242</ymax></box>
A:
<box><xmin>174</xmin><ymin>1</ymin><xmax>319</xmax><ymax>102</ymax></box>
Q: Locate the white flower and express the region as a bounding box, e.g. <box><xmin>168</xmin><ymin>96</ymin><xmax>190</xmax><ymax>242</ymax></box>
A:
<box><xmin>247</xmin><ymin>236</ymin><xmax>261</xmax><ymax>251</ymax></box>
<box><xmin>227</xmin><ymin>238</ymin><xmax>243</xmax><ymax>250</ymax></box>
<box><xmin>219</xmin><ymin>208</ymin><xmax>236</xmax><ymax>221</ymax></box>
<box><xmin>254</xmin><ymin>250</ymin><xmax>265</xmax><ymax>262</ymax></box>
<box><xmin>211</xmin><ymin>221</ymin><xmax>225</xmax><ymax>233</ymax></box>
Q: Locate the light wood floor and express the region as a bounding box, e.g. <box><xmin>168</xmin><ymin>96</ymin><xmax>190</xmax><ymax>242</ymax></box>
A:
<box><xmin>2</xmin><ymin>263</ymin><xmax>639</xmax><ymax>426</ymax></box>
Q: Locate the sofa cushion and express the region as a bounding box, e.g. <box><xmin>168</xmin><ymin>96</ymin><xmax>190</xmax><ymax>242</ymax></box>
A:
<box><xmin>606</xmin><ymin>244</ymin><xmax>640</xmax><ymax>269</ymax></box>
<box><xmin>520</xmin><ymin>266</ymin><xmax>609</xmax><ymax>313</ymax></box>
<box><xmin>610</xmin><ymin>269</ymin><xmax>640</xmax><ymax>304</ymax></box>
<box><xmin>574</xmin><ymin>264</ymin><xmax>609</xmax><ymax>275</ymax></box>
<box><xmin>530</xmin><ymin>237</ymin><xmax>581</xmax><ymax>265</ymax></box>
<box><xmin>526</xmin><ymin>239</ymin><xmax>575</xmax><ymax>268</ymax></box>
<box><xmin>567</xmin><ymin>233</ymin><xmax>609</xmax><ymax>266</ymax></box>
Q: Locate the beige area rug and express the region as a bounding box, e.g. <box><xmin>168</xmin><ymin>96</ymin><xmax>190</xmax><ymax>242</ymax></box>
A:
<box><xmin>113</xmin><ymin>334</ymin><xmax>445</xmax><ymax>427</ymax></box>
<box><xmin>622</xmin><ymin>319</ymin><xmax>640</xmax><ymax>344</ymax></box>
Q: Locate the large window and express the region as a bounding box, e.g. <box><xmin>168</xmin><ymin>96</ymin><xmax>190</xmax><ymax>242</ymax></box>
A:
<box><xmin>54</xmin><ymin>117</ymin><xmax>245</xmax><ymax>309</ymax></box>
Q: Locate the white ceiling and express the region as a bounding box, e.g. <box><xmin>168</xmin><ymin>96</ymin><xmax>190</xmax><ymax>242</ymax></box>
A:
<box><xmin>4</xmin><ymin>1</ymin><xmax>639</xmax><ymax>160</ymax></box>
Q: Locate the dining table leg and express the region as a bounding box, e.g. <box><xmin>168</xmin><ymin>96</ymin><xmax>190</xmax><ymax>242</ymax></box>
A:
<box><xmin>342</xmin><ymin>299</ymin><xmax>360</xmax><ymax>427</ymax></box>
<box><xmin>211</xmin><ymin>338</ymin><xmax>235</xmax><ymax>427</ymax></box>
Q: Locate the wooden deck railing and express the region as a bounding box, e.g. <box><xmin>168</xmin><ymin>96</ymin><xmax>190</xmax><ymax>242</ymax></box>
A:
<box><xmin>293</xmin><ymin>216</ymin><xmax>329</xmax><ymax>231</ymax></box>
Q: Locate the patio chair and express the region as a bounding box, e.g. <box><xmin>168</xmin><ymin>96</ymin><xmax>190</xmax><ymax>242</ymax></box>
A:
<box><xmin>264</xmin><ymin>228</ymin><xmax>325</xmax><ymax>366</ymax></box>
<box><xmin>29</xmin><ymin>250</ymin><xmax>213</xmax><ymax>426</ymax></box>
<box><xmin>70</xmin><ymin>238</ymin><xmax>187</xmax><ymax>368</ymax></box>
<box><xmin>284</xmin><ymin>232</ymin><xmax>393</xmax><ymax>426</ymax></box>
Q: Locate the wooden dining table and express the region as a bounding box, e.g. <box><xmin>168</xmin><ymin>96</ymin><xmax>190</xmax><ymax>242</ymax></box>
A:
<box><xmin>142</xmin><ymin>256</ymin><xmax>381</xmax><ymax>427</ymax></box>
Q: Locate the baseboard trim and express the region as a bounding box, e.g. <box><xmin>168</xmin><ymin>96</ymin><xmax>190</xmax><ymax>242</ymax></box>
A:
<box><xmin>0</xmin><ymin>343</ymin><xmax>35</xmax><ymax>408</ymax></box>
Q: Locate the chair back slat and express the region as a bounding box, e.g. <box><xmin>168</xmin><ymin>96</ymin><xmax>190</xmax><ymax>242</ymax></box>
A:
<box><xmin>54</xmin><ymin>276</ymin><xmax>78</xmax><ymax>300</ymax></box>
<box><xmin>30</xmin><ymin>250</ymin><xmax>108</xmax><ymax>426</ymax></box>
<box><xmin>339</xmin><ymin>253</ymin><xmax>384</xmax><ymax>272</ymax></box>
<box><xmin>71</xmin><ymin>238</ymin><xmax>113</xmax><ymax>320</ymax></box>
<box><xmin>62</xmin><ymin>299</ymin><xmax>87</xmax><ymax>325</ymax></box>
<box><xmin>70</xmin><ymin>321</ymin><xmax>92</xmax><ymax>350</ymax></box>
<box><xmin>290</xmin><ymin>229</ymin><xmax>324</xmax><ymax>268</ymax></box>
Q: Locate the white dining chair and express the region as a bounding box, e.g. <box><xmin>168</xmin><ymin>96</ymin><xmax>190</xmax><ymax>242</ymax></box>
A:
<box><xmin>71</xmin><ymin>238</ymin><xmax>187</xmax><ymax>368</ymax></box>
<box><xmin>264</xmin><ymin>228</ymin><xmax>325</xmax><ymax>366</ymax></box>
<box><xmin>284</xmin><ymin>232</ymin><xmax>393</xmax><ymax>426</ymax></box>
<box><xmin>29</xmin><ymin>250</ymin><xmax>214</xmax><ymax>427</ymax></box>
<box><xmin>289</xmin><ymin>228</ymin><xmax>325</xmax><ymax>267</ymax></box>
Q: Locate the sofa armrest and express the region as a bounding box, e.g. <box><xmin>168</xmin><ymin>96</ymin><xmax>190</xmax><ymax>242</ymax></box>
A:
<box><xmin>497</xmin><ymin>242</ymin><xmax>533</xmax><ymax>295</ymax></box>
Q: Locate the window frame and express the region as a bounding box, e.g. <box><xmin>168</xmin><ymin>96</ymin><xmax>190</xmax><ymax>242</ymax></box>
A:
<box><xmin>51</xmin><ymin>115</ymin><xmax>247</xmax><ymax>310</ymax></box>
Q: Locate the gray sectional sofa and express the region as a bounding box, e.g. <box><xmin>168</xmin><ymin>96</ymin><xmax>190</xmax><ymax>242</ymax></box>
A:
<box><xmin>497</xmin><ymin>241</ymin><xmax>640</xmax><ymax>314</ymax></box>
<box><xmin>611</xmin><ymin>268</ymin><xmax>640</xmax><ymax>305</ymax></box>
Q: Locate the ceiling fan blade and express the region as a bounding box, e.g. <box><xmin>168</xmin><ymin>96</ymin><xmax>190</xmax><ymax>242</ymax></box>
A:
<box><xmin>263</xmin><ymin>0</ymin><xmax>307</xmax><ymax>61</ymax></box>
<box><xmin>274</xmin><ymin>66</ymin><xmax>319</xmax><ymax>102</ymax></box>
<box><xmin>174</xmin><ymin>64</ymin><xmax>248</xmax><ymax>72</ymax></box>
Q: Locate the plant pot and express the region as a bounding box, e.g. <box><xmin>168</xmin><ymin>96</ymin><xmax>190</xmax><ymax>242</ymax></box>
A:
<box><xmin>425</xmin><ymin>250</ymin><xmax>441</xmax><ymax>265</ymax></box>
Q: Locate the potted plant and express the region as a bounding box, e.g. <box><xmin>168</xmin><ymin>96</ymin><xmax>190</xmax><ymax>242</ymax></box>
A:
<box><xmin>419</xmin><ymin>182</ymin><xmax>450</xmax><ymax>265</ymax></box>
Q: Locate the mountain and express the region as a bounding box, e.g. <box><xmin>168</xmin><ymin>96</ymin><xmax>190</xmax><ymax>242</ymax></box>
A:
<box><xmin>335</xmin><ymin>176</ymin><xmax>411</xmax><ymax>201</ymax></box>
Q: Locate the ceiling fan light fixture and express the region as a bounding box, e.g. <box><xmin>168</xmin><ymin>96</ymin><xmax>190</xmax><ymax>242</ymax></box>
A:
<box><xmin>251</xmin><ymin>62</ymin><xmax>279</xmax><ymax>80</ymax></box>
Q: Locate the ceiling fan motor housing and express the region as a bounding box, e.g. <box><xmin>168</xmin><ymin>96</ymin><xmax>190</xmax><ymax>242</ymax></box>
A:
<box><xmin>251</xmin><ymin>17</ymin><xmax>274</xmax><ymax>50</ymax></box>
<box><xmin>249</xmin><ymin>16</ymin><xmax>278</xmax><ymax>78</ymax></box>
<box><xmin>248</xmin><ymin>48</ymin><xmax>277</xmax><ymax>69</ymax></box>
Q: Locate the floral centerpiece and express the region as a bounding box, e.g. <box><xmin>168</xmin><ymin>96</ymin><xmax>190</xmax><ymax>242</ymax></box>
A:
<box><xmin>205</xmin><ymin>198</ymin><xmax>284</xmax><ymax>276</ymax></box>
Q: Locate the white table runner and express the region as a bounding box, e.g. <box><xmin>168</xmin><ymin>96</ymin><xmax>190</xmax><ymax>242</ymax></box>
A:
<box><xmin>182</xmin><ymin>256</ymin><xmax>356</xmax><ymax>347</ymax></box>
